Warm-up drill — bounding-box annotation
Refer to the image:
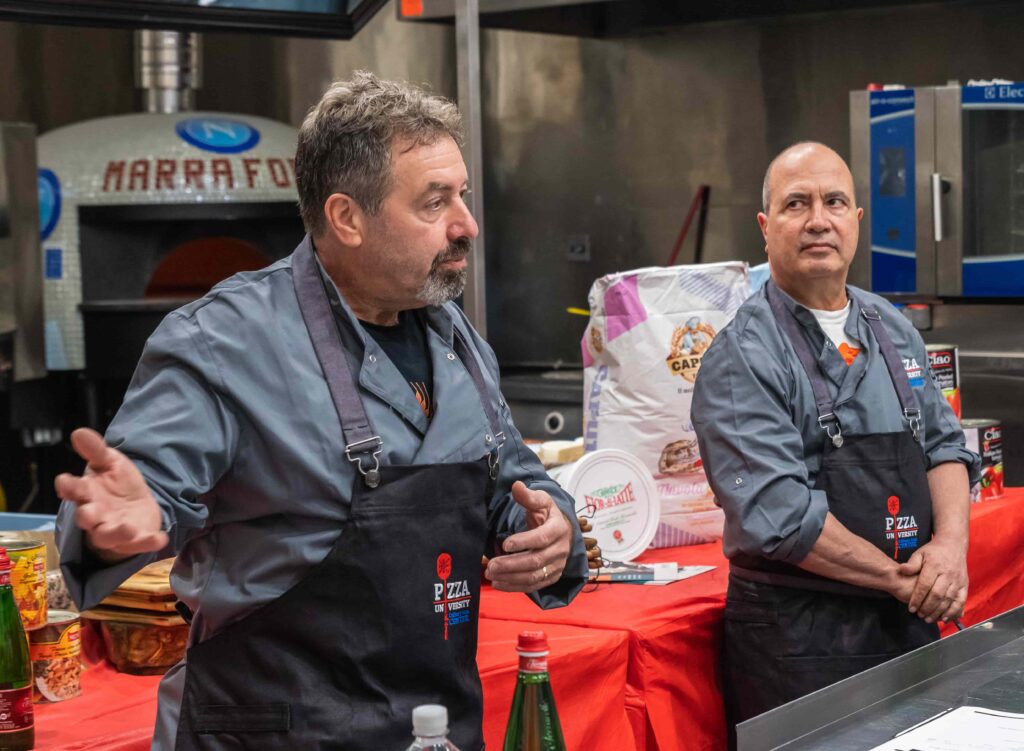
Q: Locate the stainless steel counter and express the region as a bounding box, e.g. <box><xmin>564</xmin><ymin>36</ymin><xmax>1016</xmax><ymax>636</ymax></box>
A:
<box><xmin>739</xmin><ymin>605</ymin><xmax>1024</xmax><ymax>750</ymax></box>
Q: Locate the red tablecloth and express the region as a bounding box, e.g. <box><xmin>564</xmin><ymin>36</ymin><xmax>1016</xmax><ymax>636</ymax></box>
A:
<box><xmin>36</xmin><ymin>488</ymin><xmax>1024</xmax><ymax>750</ymax></box>
<box><xmin>481</xmin><ymin>543</ymin><xmax>729</xmax><ymax>751</ymax></box>
<box><xmin>38</xmin><ymin>625</ymin><xmax>162</xmax><ymax>751</ymax></box>
<box><xmin>37</xmin><ymin>618</ymin><xmax>635</xmax><ymax>750</ymax></box>
<box><xmin>940</xmin><ymin>487</ymin><xmax>1024</xmax><ymax>634</ymax></box>
<box><xmin>480</xmin><ymin>487</ymin><xmax>1024</xmax><ymax>751</ymax></box>
<box><xmin>479</xmin><ymin>619</ymin><xmax>634</xmax><ymax>750</ymax></box>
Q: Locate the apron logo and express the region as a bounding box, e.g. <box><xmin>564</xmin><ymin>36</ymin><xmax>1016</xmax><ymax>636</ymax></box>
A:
<box><xmin>434</xmin><ymin>553</ymin><xmax>472</xmax><ymax>640</ymax></box>
<box><xmin>666</xmin><ymin>317</ymin><xmax>717</xmax><ymax>383</ymax></box>
<box><xmin>884</xmin><ymin>495</ymin><xmax>919</xmax><ymax>558</ymax></box>
<box><xmin>902</xmin><ymin>356</ymin><xmax>925</xmax><ymax>388</ymax></box>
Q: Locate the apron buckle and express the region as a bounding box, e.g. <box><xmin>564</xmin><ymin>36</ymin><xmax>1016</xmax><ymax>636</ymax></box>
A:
<box><xmin>818</xmin><ymin>413</ymin><xmax>843</xmax><ymax>448</ymax></box>
<box><xmin>860</xmin><ymin>307</ymin><xmax>882</xmax><ymax>321</ymax></box>
<box><xmin>904</xmin><ymin>408</ymin><xmax>922</xmax><ymax>443</ymax></box>
<box><xmin>488</xmin><ymin>449</ymin><xmax>500</xmax><ymax>480</ymax></box>
<box><xmin>345</xmin><ymin>436</ymin><xmax>384</xmax><ymax>488</ymax></box>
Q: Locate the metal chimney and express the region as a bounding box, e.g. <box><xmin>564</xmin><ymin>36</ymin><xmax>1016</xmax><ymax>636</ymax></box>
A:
<box><xmin>135</xmin><ymin>30</ymin><xmax>202</xmax><ymax>114</ymax></box>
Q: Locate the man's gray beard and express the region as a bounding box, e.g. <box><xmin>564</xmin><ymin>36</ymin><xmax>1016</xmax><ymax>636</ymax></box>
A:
<box><xmin>415</xmin><ymin>267</ymin><xmax>467</xmax><ymax>306</ymax></box>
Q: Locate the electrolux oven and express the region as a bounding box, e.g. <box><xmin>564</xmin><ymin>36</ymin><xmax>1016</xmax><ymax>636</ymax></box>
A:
<box><xmin>851</xmin><ymin>82</ymin><xmax>1024</xmax><ymax>297</ymax></box>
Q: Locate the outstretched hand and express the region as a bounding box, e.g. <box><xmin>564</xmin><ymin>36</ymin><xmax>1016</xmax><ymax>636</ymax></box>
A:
<box><xmin>54</xmin><ymin>428</ymin><xmax>167</xmax><ymax>560</ymax></box>
<box><xmin>484</xmin><ymin>481</ymin><xmax>573</xmax><ymax>593</ymax></box>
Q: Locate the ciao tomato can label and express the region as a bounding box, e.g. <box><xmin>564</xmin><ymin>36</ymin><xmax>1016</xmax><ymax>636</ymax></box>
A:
<box><xmin>0</xmin><ymin>539</ymin><xmax>47</xmax><ymax>631</ymax></box>
<box><xmin>962</xmin><ymin>419</ymin><xmax>1005</xmax><ymax>503</ymax></box>
<box><xmin>29</xmin><ymin>610</ymin><xmax>81</xmax><ymax>703</ymax></box>
<box><xmin>926</xmin><ymin>344</ymin><xmax>960</xmax><ymax>420</ymax></box>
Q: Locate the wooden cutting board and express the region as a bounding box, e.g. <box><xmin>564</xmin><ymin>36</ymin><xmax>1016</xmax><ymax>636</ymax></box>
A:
<box><xmin>113</xmin><ymin>558</ymin><xmax>175</xmax><ymax>596</ymax></box>
<box><xmin>81</xmin><ymin>605</ymin><xmax>186</xmax><ymax>627</ymax></box>
<box><xmin>100</xmin><ymin>593</ymin><xmax>178</xmax><ymax>612</ymax></box>
<box><xmin>98</xmin><ymin>558</ymin><xmax>177</xmax><ymax>613</ymax></box>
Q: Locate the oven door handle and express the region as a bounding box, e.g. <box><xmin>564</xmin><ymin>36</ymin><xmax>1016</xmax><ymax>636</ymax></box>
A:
<box><xmin>932</xmin><ymin>172</ymin><xmax>951</xmax><ymax>243</ymax></box>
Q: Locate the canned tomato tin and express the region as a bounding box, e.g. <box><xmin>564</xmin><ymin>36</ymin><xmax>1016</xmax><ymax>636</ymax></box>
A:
<box><xmin>962</xmin><ymin>419</ymin><xmax>1005</xmax><ymax>502</ymax></box>
<box><xmin>0</xmin><ymin>539</ymin><xmax>47</xmax><ymax>631</ymax></box>
<box><xmin>926</xmin><ymin>344</ymin><xmax>960</xmax><ymax>419</ymax></box>
<box><xmin>29</xmin><ymin>610</ymin><xmax>81</xmax><ymax>703</ymax></box>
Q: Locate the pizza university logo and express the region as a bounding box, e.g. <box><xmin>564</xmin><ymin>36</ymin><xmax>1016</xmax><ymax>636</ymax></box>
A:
<box><xmin>884</xmin><ymin>495</ymin><xmax>919</xmax><ymax>559</ymax></box>
<box><xmin>666</xmin><ymin>317</ymin><xmax>717</xmax><ymax>382</ymax></box>
<box><xmin>434</xmin><ymin>553</ymin><xmax>471</xmax><ymax>640</ymax></box>
<box><xmin>902</xmin><ymin>356</ymin><xmax>926</xmax><ymax>388</ymax></box>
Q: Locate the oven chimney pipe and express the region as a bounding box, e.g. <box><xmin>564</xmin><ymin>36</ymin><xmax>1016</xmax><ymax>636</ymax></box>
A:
<box><xmin>135</xmin><ymin>30</ymin><xmax>202</xmax><ymax>114</ymax></box>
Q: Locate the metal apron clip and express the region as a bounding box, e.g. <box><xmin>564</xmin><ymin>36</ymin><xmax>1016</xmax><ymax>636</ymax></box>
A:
<box><xmin>860</xmin><ymin>307</ymin><xmax>882</xmax><ymax>322</ymax></box>
<box><xmin>487</xmin><ymin>431</ymin><xmax>506</xmax><ymax>480</ymax></box>
<box><xmin>904</xmin><ymin>408</ymin><xmax>922</xmax><ymax>443</ymax></box>
<box><xmin>818</xmin><ymin>413</ymin><xmax>844</xmax><ymax>448</ymax></box>
<box><xmin>346</xmin><ymin>435</ymin><xmax>383</xmax><ymax>488</ymax></box>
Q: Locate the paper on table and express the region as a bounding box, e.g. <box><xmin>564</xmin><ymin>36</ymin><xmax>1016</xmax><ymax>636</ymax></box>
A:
<box><xmin>642</xmin><ymin>565</ymin><xmax>716</xmax><ymax>586</ymax></box>
<box><xmin>587</xmin><ymin>561</ymin><xmax>715</xmax><ymax>585</ymax></box>
<box><xmin>867</xmin><ymin>705</ymin><xmax>1024</xmax><ymax>750</ymax></box>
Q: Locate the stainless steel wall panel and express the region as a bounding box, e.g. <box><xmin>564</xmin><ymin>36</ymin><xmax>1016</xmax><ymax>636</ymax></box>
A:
<box><xmin>481</xmin><ymin>20</ymin><xmax>767</xmax><ymax>364</ymax></box>
<box><xmin>456</xmin><ymin>0</ymin><xmax>488</xmax><ymax>337</ymax></box>
<box><xmin>0</xmin><ymin>123</ymin><xmax>45</xmax><ymax>382</ymax></box>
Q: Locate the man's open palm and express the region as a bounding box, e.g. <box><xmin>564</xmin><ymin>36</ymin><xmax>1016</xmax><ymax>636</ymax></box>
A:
<box><xmin>55</xmin><ymin>428</ymin><xmax>167</xmax><ymax>558</ymax></box>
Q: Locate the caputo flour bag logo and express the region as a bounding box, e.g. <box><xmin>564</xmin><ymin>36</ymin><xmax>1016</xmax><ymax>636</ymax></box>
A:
<box><xmin>666</xmin><ymin>316</ymin><xmax>717</xmax><ymax>382</ymax></box>
<box><xmin>434</xmin><ymin>553</ymin><xmax>471</xmax><ymax>640</ymax></box>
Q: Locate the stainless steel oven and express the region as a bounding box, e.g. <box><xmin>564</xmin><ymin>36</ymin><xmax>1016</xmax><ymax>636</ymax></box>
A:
<box><xmin>851</xmin><ymin>82</ymin><xmax>1024</xmax><ymax>297</ymax></box>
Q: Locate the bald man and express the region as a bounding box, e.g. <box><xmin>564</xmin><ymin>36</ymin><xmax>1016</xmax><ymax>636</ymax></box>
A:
<box><xmin>692</xmin><ymin>143</ymin><xmax>978</xmax><ymax>736</ymax></box>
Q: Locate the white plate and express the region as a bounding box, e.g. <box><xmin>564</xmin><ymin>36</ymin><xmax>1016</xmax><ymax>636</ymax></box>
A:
<box><xmin>551</xmin><ymin>450</ymin><xmax>660</xmax><ymax>563</ymax></box>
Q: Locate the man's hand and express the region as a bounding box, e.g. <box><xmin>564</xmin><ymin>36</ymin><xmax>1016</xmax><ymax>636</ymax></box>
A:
<box><xmin>886</xmin><ymin>567</ymin><xmax>919</xmax><ymax>605</ymax></box>
<box><xmin>484</xmin><ymin>481</ymin><xmax>573</xmax><ymax>593</ymax></box>
<box><xmin>54</xmin><ymin>428</ymin><xmax>168</xmax><ymax>561</ymax></box>
<box><xmin>899</xmin><ymin>538</ymin><xmax>968</xmax><ymax>624</ymax></box>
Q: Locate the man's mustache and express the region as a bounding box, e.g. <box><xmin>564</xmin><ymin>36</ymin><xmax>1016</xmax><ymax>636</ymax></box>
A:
<box><xmin>432</xmin><ymin>237</ymin><xmax>472</xmax><ymax>269</ymax></box>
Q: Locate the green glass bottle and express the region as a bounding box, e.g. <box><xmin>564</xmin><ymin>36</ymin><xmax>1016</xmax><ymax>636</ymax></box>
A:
<box><xmin>502</xmin><ymin>631</ymin><xmax>565</xmax><ymax>751</ymax></box>
<box><xmin>0</xmin><ymin>548</ymin><xmax>33</xmax><ymax>751</ymax></box>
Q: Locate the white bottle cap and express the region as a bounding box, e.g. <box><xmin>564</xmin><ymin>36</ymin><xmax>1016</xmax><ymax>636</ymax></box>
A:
<box><xmin>412</xmin><ymin>704</ymin><xmax>448</xmax><ymax>737</ymax></box>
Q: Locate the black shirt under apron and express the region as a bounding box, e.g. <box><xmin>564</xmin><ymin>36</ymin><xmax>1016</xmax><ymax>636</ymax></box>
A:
<box><xmin>361</xmin><ymin>310</ymin><xmax>435</xmax><ymax>419</ymax></box>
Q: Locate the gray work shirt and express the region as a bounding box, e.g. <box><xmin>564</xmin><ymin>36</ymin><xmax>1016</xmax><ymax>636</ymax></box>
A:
<box><xmin>55</xmin><ymin>237</ymin><xmax>587</xmax><ymax>749</ymax></box>
<box><xmin>691</xmin><ymin>282</ymin><xmax>979</xmax><ymax>565</ymax></box>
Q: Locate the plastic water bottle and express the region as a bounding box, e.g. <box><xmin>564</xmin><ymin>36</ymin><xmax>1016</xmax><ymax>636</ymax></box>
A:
<box><xmin>404</xmin><ymin>704</ymin><xmax>461</xmax><ymax>751</ymax></box>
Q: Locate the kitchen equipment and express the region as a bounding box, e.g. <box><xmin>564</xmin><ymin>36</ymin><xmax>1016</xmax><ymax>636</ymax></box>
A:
<box><xmin>851</xmin><ymin>82</ymin><xmax>1024</xmax><ymax>297</ymax></box>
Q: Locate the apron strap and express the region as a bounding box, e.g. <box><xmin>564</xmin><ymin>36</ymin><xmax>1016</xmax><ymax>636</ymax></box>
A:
<box><xmin>765</xmin><ymin>280</ymin><xmax>844</xmax><ymax>447</ymax></box>
<box><xmin>451</xmin><ymin>328</ymin><xmax>506</xmax><ymax>478</ymax></box>
<box><xmin>293</xmin><ymin>237</ymin><xmax>383</xmax><ymax>487</ymax></box>
<box><xmin>452</xmin><ymin>328</ymin><xmax>504</xmax><ymax>445</ymax></box>
<box><xmin>850</xmin><ymin>293</ymin><xmax>923</xmax><ymax>442</ymax></box>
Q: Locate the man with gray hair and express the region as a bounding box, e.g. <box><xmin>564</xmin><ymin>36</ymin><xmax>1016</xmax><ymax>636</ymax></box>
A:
<box><xmin>55</xmin><ymin>71</ymin><xmax>586</xmax><ymax>750</ymax></box>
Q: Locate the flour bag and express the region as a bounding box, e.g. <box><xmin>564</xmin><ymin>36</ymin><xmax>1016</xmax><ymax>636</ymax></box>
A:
<box><xmin>582</xmin><ymin>262</ymin><xmax>749</xmax><ymax>546</ymax></box>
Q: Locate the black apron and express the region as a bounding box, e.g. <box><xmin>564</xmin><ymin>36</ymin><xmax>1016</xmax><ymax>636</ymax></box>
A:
<box><xmin>730</xmin><ymin>280</ymin><xmax>933</xmax><ymax>594</ymax></box>
<box><xmin>722</xmin><ymin>282</ymin><xmax>939</xmax><ymax>740</ymax></box>
<box><xmin>173</xmin><ymin>240</ymin><xmax>502</xmax><ymax>750</ymax></box>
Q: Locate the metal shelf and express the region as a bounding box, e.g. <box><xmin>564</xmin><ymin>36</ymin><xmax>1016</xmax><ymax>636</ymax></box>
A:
<box><xmin>398</xmin><ymin>0</ymin><xmax>951</xmax><ymax>37</ymax></box>
<box><xmin>0</xmin><ymin>0</ymin><xmax>389</xmax><ymax>39</ymax></box>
